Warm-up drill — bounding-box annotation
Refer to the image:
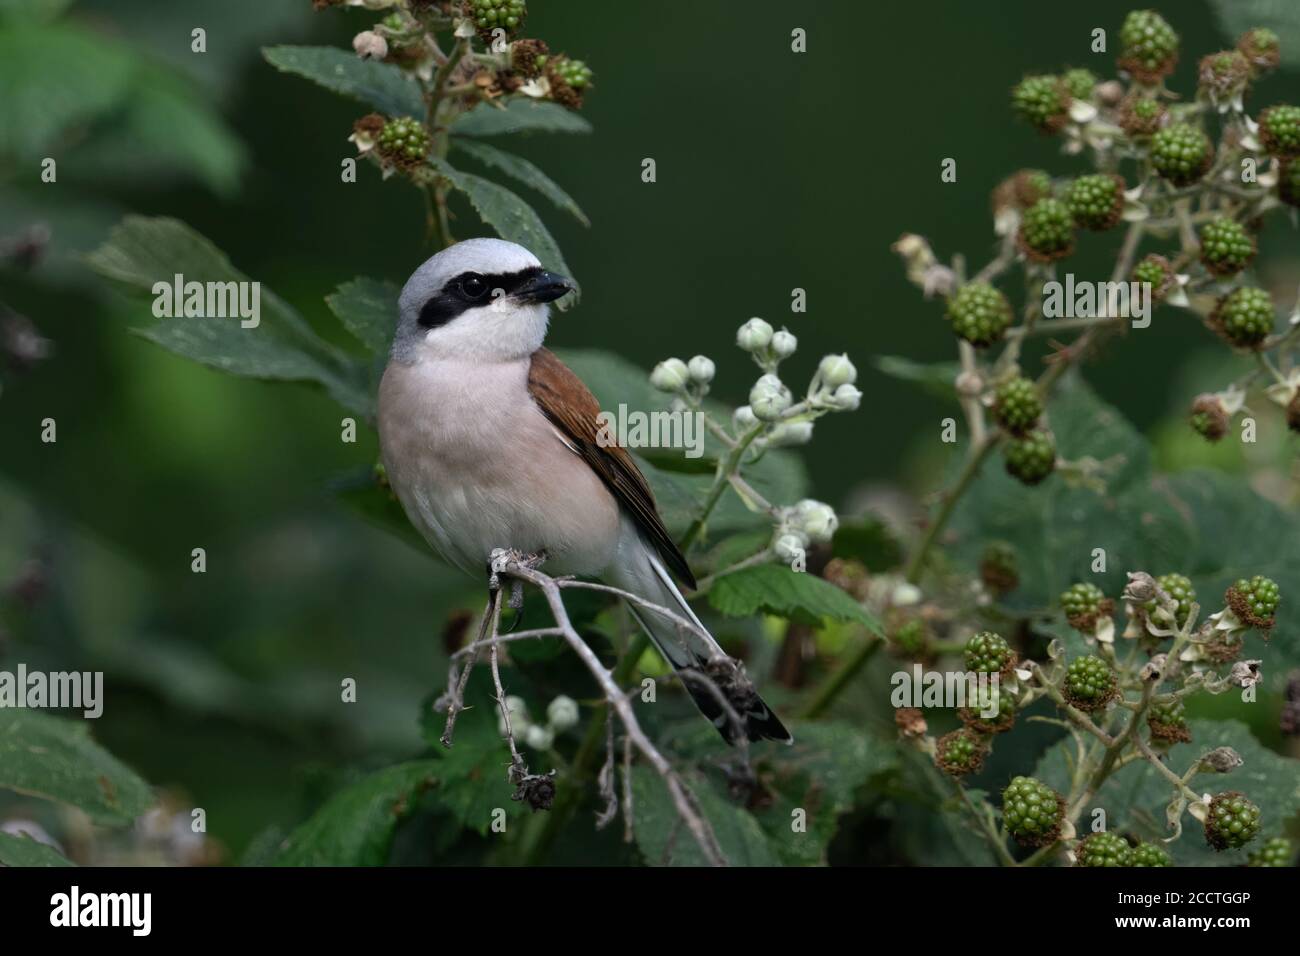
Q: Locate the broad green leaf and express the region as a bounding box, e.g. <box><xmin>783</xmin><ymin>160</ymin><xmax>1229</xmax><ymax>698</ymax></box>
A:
<box><xmin>0</xmin><ymin>831</ymin><xmax>74</xmax><ymax>867</ymax></box>
<box><xmin>272</xmin><ymin>760</ymin><xmax>440</xmax><ymax>866</ymax></box>
<box><xmin>326</xmin><ymin>277</ymin><xmax>400</xmax><ymax>357</ymax></box>
<box><xmin>874</xmin><ymin>355</ymin><xmax>961</xmax><ymax>401</ymax></box>
<box><xmin>0</xmin><ymin>710</ymin><xmax>154</xmax><ymax>826</ymax></box>
<box><xmin>630</xmin><ymin>766</ymin><xmax>775</xmax><ymax>866</ymax></box>
<box><xmin>451</xmin><ymin>98</ymin><xmax>593</xmax><ymax>136</ymax></box>
<box><xmin>453</xmin><ymin>139</ymin><xmax>590</xmax><ymax>226</ymax></box>
<box><xmin>1210</xmin><ymin>0</ymin><xmax>1300</xmax><ymax>68</ymax></box>
<box><xmin>431</xmin><ymin>158</ymin><xmax>578</xmax><ymax>302</ymax></box>
<box><xmin>87</xmin><ymin>216</ymin><xmax>375</xmax><ymax>417</ymax></box>
<box><xmin>708</xmin><ymin>563</ymin><xmax>880</xmax><ymax>630</ymax></box>
<box><xmin>262</xmin><ymin>45</ymin><xmax>424</xmax><ymax>117</ymax></box>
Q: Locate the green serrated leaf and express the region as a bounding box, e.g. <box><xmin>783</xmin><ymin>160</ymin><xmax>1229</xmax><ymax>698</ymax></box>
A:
<box><xmin>326</xmin><ymin>276</ymin><xmax>399</xmax><ymax>356</ymax></box>
<box><xmin>272</xmin><ymin>760</ymin><xmax>440</xmax><ymax>866</ymax></box>
<box><xmin>0</xmin><ymin>831</ymin><xmax>75</xmax><ymax>867</ymax></box>
<box><xmin>453</xmin><ymin>139</ymin><xmax>589</xmax><ymax>226</ymax></box>
<box><xmin>630</xmin><ymin>766</ymin><xmax>775</xmax><ymax>866</ymax></box>
<box><xmin>262</xmin><ymin>45</ymin><xmax>423</xmax><ymax>117</ymax></box>
<box><xmin>875</xmin><ymin>355</ymin><xmax>961</xmax><ymax>401</ymax></box>
<box><xmin>431</xmin><ymin>158</ymin><xmax>578</xmax><ymax>303</ymax></box>
<box><xmin>708</xmin><ymin>563</ymin><xmax>880</xmax><ymax>630</ymax></box>
<box><xmin>0</xmin><ymin>710</ymin><xmax>154</xmax><ymax>826</ymax></box>
<box><xmin>451</xmin><ymin>98</ymin><xmax>593</xmax><ymax>136</ymax></box>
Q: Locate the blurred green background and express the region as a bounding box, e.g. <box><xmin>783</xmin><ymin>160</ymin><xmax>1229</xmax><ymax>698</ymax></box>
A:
<box><xmin>1</xmin><ymin>0</ymin><xmax>1297</xmax><ymax>860</ymax></box>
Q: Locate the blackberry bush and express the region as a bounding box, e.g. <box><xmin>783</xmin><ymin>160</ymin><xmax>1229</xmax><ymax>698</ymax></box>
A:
<box><xmin>1226</xmin><ymin>575</ymin><xmax>1280</xmax><ymax>630</ymax></box>
<box><xmin>1248</xmin><ymin>837</ymin><xmax>1294</xmax><ymax>867</ymax></box>
<box><xmin>1012</xmin><ymin>75</ymin><xmax>1070</xmax><ymax>133</ymax></box>
<box><xmin>963</xmin><ymin>630</ymin><xmax>1016</xmax><ymax>675</ymax></box>
<box><xmin>1065</xmin><ymin>174</ymin><xmax>1125</xmax><ymax>231</ymax></box>
<box><xmin>1197</xmin><ymin>218</ymin><xmax>1256</xmax><ymax>276</ymax></box>
<box><xmin>1147</xmin><ymin>698</ymin><xmax>1191</xmax><ymax>744</ymax></box>
<box><xmin>1132</xmin><ymin>842</ymin><xmax>1172</xmax><ymax>867</ymax></box>
<box><xmin>1063</xmin><ymin>656</ymin><xmax>1118</xmax><ymax>712</ymax></box>
<box><xmin>1150</xmin><ymin>123</ymin><xmax>1213</xmax><ymax>186</ymax></box>
<box><xmin>1003</xmin><ymin>430</ymin><xmax>1055</xmax><ymax>485</ymax></box>
<box><xmin>1061</xmin><ymin>581</ymin><xmax>1112</xmax><ymax>631</ymax></box>
<box><xmin>945</xmin><ymin>282</ymin><xmax>1013</xmax><ymax>348</ymax></box>
<box><xmin>1259</xmin><ymin>104</ymin><xmax>1300</xmax><ymax>157</ymax></box>
<box><xmin>1118</xmin><ymin>9</ymin><xmax>1179</xmax><ymax>82</ymax></box>
<box><xmin>1205</xmin><ymin>791</ymin><xmax>1261</xmax><ymax>850</ymax></box>
<box><xmin>1017</xmin><ymin>198</ymin><xmax>1075</xmax><ymax>262</ymax></box>
<box><xmin>992</xmin><ymin>376</ymin><xmax>1043</xmax><ymax>434</ymax></box>
<box><xmin>936</xmin><ymin>729</ymin><xmax>987</xmax><ymax>777</ymax></box>
<box><xmin>1076</xmin><ymin>831</ymin><xmax>1133</xmax><ymax>867</ymax></box>
<box><xmin>1002</xmin><ymin>776</ymin><xmax>1064</xmax><ymax>847</ymax></box>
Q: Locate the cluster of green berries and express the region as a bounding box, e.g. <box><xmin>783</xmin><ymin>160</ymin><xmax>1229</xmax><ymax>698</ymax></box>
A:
<box><xmin>992</xmin><ymin>377</ymin><xmax>1043</xmax><ymax>434</ymax></box>
<box><xmin>1132</xmin><ymin>253</ymin><xmax>1174</xmax><ymax>302</ymax></box>
<box><xmin>980</xmin><ymin>541</ymin><xmax>1020</xmax><ymax>595</ymax></box>
<box><xmin>1147</xmin><ymin>698</ymin><xmax>1191</xmax><ymax>744</ymax></box>
<box><xmin>889</xmin><ymin>617</ymin><xmax>932</xmax><ymax>662</ymax></box>
<box><xmin>936</xmin><ymin>729</ymin><xmax>986</xmax><ymax>777</ymax></box>
<box><xmin>1076</xmin><ymin>831</ymin><xmax>1133</xmax><ymax>867</ymax></box>
<box><xmin>1066</xmin><ymin>174</ymin><xmax>1125</xmax><ymax>231</ymax></box>
<box><xmin>466</xmin><ymin>0</ymin><xmax>526</xmax><ymax>34</ymax></box>
<box><xmin>1213</xmin><ymin>287</ymin><xmax>1274</xmax><ymax>349</ymax></box>
<box><xmin>1118</xmin><ymin>9</ymin><xmax>1179</xmax><ymax>82</ymax></box>
<box><xmin>376</xmin><ymin>116</ymin><xmax>430</xmax><ymax>168</ymax></box>
<box><xmin>1017</xmin><ymin>198</ymin><xmax>1074</xmax><ymax>261</ymax></box>
<box><xmin>1001</xmin><ymin>776</ymin><xmax>1064</xmax><ymax>847</ymax></box>
<box><xmin>1011</xmin><ymin>75</ymin><xmax>1070</xmax><ymax>132</ymax></box>
<box><xmin>1060</xmin><ymin>581</ymin><xmax>1113</xmax><ymax>630</ymax></box>
<box><xmin>1248</xmin><ymin>836</ymin><xmax>1294</xmax><ymax>867</ymax></box>
<box><xmin>1238</xmin><ymin>28</ymin><xmax>1281</xmax><ymax>73</ymax></box>
<box><xmin>1205</xmin><ymin>791</ymin><xmax>1261</xmax><ymax>850</ymax></box>
<box><xmin>1151</xmin><ymin>123</ymin><xmax>1213</xmax><ymax>187</ymax></box>
<box><xmin>1189</xmin><ymin>393</ymin><xmax>1229</xmax><ymax>442</ymax></box>
<box><xmin>1062</xmin><ymin>68</ymin><xmax>1097</xmax><ymax>101</ymax></box>
<box><xmin>945</xmin><ymin>282</ymin><xmax>1012</xmax><ymax>348</ymax></box>
<box><xmin>959</xmin><ymin>689</ymin><xmax>1017</xmax><ymax>735</ymax></box>
<box><xmin>1198</xmin><ymin>218</ymin><xmax>1256</xmax><ymax>276</ymax></box>
<box><xmin>1003</xmin><ymin>430</ymin><xmax>1056</xmax><ymax>486</ymax></box>
<box><xmin>1259</xmin><ymin>105</ymin><xmax>1300</xmax><ymax>157</ymax></box>
<box><xmin>963</xmin><ymin>631</ymin><xmax>1016</xmax><ymax>675</ymax></box>
<box><xmin>1119</xmin><ymin>94</ymin><xmax>1165</xmax><ymax>137</ymax></box>
<box><xmin>1132</xmin><ymin>842</ymin><xmax>1172</xmax><ymax>866</ymax></box>
<box><xmin>539</xmin><ymin>54</ymin><xmax>594</xmax><ymax>109</ymax></box>
<box><xmin>1226</xmin><ymin>575</ymin><xmax>1280</xmax><ymax>629</ymax></box>
<box><xmin>546</xmin><ymin>56</ymin><xmax>592</xmax><ymax>89</ymax></box>
<box><xmin>1197</xmin><ymin>50</ymin><xmax>1250</xmax><ymax>101</ymax></box>
<box><xmin>1063</xmin><ymin>655</ymin><xmax>1119</xmax><ymax>712</ymax></box>
<box><xmin>1147</xmin><ymin>572</ymin><xmax>1197</xmax><ymax>628</ymax></box>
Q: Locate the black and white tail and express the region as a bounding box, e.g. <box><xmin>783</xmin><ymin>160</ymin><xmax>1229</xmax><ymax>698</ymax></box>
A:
<box><xmin>607</xmin><ymin>526</ymin><xmax>792</xmax><ymax>745</ymax></box>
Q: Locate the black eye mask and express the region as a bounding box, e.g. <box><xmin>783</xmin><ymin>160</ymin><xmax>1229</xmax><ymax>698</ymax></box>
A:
<box><xmin>418</xmin><ymin>267</ymin><xmax>544</xmax><ymax>329</ymax></box>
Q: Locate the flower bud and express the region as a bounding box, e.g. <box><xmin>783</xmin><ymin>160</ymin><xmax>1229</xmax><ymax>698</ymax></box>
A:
<box><xmin>498</xmin><ymin>695</ymin><xmax>529</xmax><ymax>736</ymax></box>
<box><xmin>733</xmin><ymin>404</ymin><xmax>758</xmax><ymax>430</ymax></box>
<box><xmin>765</xmin><ymin>421</ymin><xmax>813</xmax><ymax>447</ymax></box>
<box><xmin>687</xmin><ymin>355</ymin><xmax>715</xmax><ymax>384</ymax></box>
<box><xmin>650</xmin><ymin>357</ymin><xmax>689</xmax><ymax>393</ymax></box>
<box><xmin>818</xmin><ymin>353</ymin><xmax>857</xmax><ymax>388</ymax></box>
<box><xmin>525</xmin><ymin>724</ymin><xmax>555</xmax><ymax>751</ymax></box>
<box><xmin>771</xmin><ymin>328</ymin><xmax>798</xmax><ymax>359</ymax></box>
<box><xmin>749</xmin><ymin>373</ymin><xmax>792</xmax><ymax>421</ymax></box>
<box><xmin>546</xmin><ymin>695</ymin><xmax>579</xmax><ymax>732</ymax></box>
<box><xmin>352</xmin><ymin>30</ymin><xmax>389</xmax><ymax>60</ymax></box>
<box><xmin>736</xmin><ymin>317</ymin><xmax>774</xmax><ymax>352</ymax></box>
<box><xmin>774</xmin><ymin>533</ymin><xmax>807</xmax><ymax>564</ymax></box>
<box><xmin>831</xmin><ymin>384</ymin><xmax>862</xmax><ymax>411</ymax></box>
<box><xmin>1200</xmin><ymin>747</ymin><xmax>1244</xmax><ymax>773</ymax></box>
<box><xmin>796</xmin><ymin>499</ymin><xmax>838</xmax><ymax>542</ymax></box>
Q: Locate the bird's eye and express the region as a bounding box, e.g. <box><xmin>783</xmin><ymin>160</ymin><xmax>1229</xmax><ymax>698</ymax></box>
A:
<box><xmin>459</xmin><ymin>274</ymin><xmax>488</xmax><ymax>299</ymax></box>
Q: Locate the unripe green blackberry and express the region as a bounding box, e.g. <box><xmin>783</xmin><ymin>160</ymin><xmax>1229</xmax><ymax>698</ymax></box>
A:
<box><xmin>1063</xmin><ymin>67</ymin><xmax>1097</xmax><ymax>101</ymax></box>
<box><xmin>1066</xmin><ymin>174</ymin><xmax>1125</xmax><ymax>231</ymax></box>
<box><xmin>1189</xmin><ymin>393</ymin><xmax>1229</xmax><ymax>442</ymax></box>
<box><xmin>1205</xmin><ymin>791</ymin><xmax>1261</xmax><ymax>850</ymax></box>
<box><xmin>1132</xmin><ymin>842</ymin><xmax>1172</xmax><ymax>866</ymax></box>
<box><xmin>376</xmin><ymin>116</ymin><xmax>430</xmax><ymax>169</ymax></box>
<box><xmin>979</xmin><ymin>541</ymin><xmax>1019</xmax><ymax>595</ymax></box>
<box><xmin>935</xmin><ymin>729</ymin><xmax>987</xmax><ymax>777</ymax></box>
<box><xmin>1147</xmin><ymin>572</ymin><xmax>1197</xmax><ymax>628</ymax></box>
<box><xmin>1238</xmin><ymin>28</ymin><xmax>1281</xmax><ymax>74</ymax></box>
<box><xmin>1198</xmin><ymin>218</ymin><xmax>1256</xmax><ymax>276</ymax></box>
<box><xmin>1226</xmin><ymin>574</ymin><xmax>1280</xmax><ymax>629</ymax></box>
<box><xmin>1012</xmin><ymin>75</ymin><xmax>1070</xmax><ymax>133</ymax></box>
<box><xmin>963</xmin><ymin>630</ymin><xmax>1016</xmax><ymax>675</ymax></box>
<box><xmin>1259</xmin><ymin>105</ymin><xmax>1300</xmax><ymax>158</ymax></box>
<box><xmin>1147</xmin><ymin>698</ymin><xmax>1191</xmax><ymax>743</ymax></box>
<box><xmin>466</xmin><ymin>0</ymin><xmax>526</xmax><ymax>35</ymax></box>
<box><xmin>1001</xmin><ymin>775</ymin><xmax>1065</xmax><ymax>847</ymax></box>
<box><xmin>1063</xmin><ymin>655</ymin><xmax>1119</xmax><ymax>712</ymax></box>
<box><xmin>543</xmin><ymin>54</ymin><xmax>594</xmax><ymax>109</ymax></box>
<box><xmin>1003</xmin><ymin>430</ymin><xmax>1056</xmax><ymax>485</ymax></box>
<box><xmin>1198</xmin><ymin>50</ymin><xmax>1251</xmax><ymax>102</ymax></box>
<box><xmin>992</xmin><ymin>169</ymin><xmax>1053</xmax><ymax>213</ymax></box>
<box><xmin>959</xmin><ymin>687</ymin><xmax>1017</xmax><ymax>734</ymax></box>
<box><xmin>945</xmin><ymin>282</ymin><xmax>1012</xmax><ymax>348</ymax></box>
<box><xmin>1060</xmin><ymin>581</ymin><xmax>1113</xmax><ymax>631</ymax></box>
<box><xmin>1118</xmin><ymin>10</ymin><xmax>1180</xmax><ymax>83</ymax></box>
<box><xmin>992</xmin><ymin>376</ymin><xmax>1043</xmax><ymax>434</ymax></box>
<box><xmin>889</xmin><ymin>617</ymin><xmax>933</xmax><ymax>662</ymax></box>
<box><xmin>1151</xmin><ymin>124</ymin><xmax>1213</xmax><ymax>187</ymax></box>
<box><xmin>1248</xmin><ymin>836</ymin><xmax>1294</xmax><ymax>867</ymax></box>
<box><xmin>1132</xmin><ymin>253</ymin><xmax>1175</xmax><ymax>301</ymax></box>
<box><xmin>1281</xmin><ymin>159</ymin><xmax>1300</xmax><ymax>208</ymax></box>
<box><xmin>1212</xmin><ymin>287</ymin><xmax>1274</xmax><ymax>349</ymax></box>
<box><xmin>1017</xmin><ymin>198</ymin><xmax>1075</xmax><ymax>262</ymax></box>
<box><xmin>1119</xmin><ymin>94</ymin><xmax>1165</xmax><ymax>138</ymax></box>
<box><xmin>1076</xmin><ymin>831</ymin><xmax>1134</xmax><ymax>867</ymax></box>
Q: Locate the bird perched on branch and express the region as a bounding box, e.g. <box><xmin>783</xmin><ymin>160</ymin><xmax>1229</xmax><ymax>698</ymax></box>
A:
<box><xmin>377</xmin><ymin>238</ymin><xmax>790</xmax><ymax>744</ymax></box>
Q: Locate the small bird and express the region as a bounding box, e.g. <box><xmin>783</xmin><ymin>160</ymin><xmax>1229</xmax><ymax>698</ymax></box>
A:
<box><xmin>378</xmin><ymin>238</ymin><xmax>790</xmax><ymax>744</ymax></box>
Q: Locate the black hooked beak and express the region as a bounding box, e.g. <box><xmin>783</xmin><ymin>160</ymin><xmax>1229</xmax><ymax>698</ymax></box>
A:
<box><xmin>516</xmin><ymin>270</ymin><xmax>573</xmax><ymax>303</ymax></box>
